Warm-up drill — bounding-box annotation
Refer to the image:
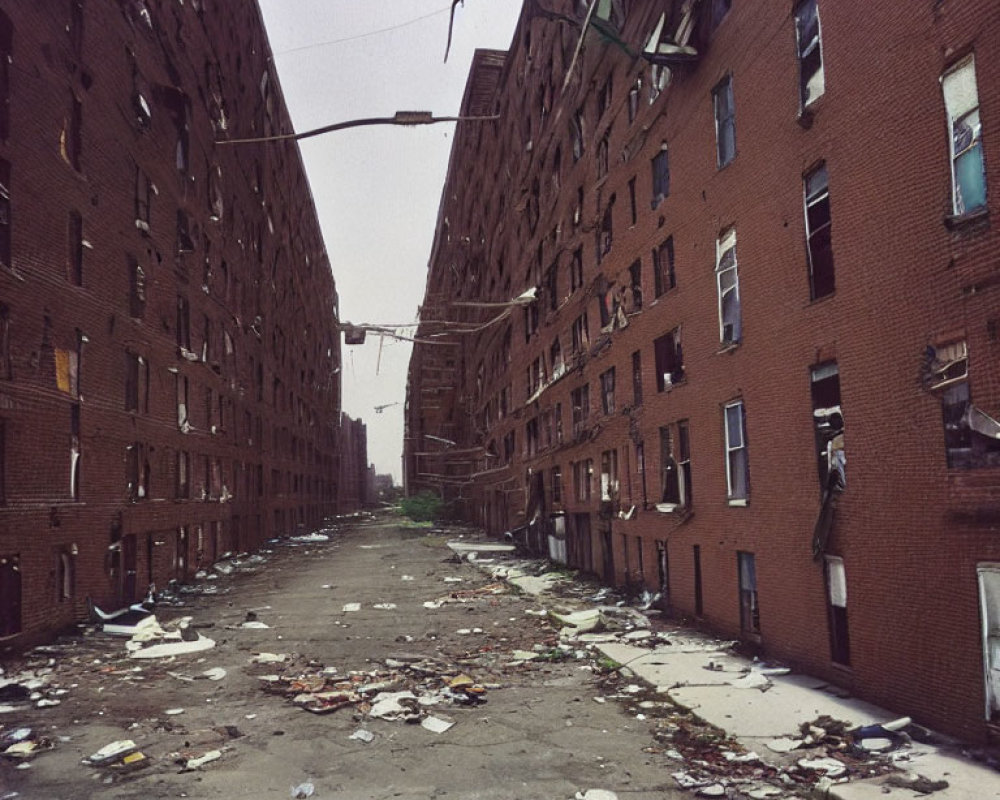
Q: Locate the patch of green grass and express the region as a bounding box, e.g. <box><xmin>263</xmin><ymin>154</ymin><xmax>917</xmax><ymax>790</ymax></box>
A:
<box><xmin>399</xmin><ymin>491</ymin><xmax>444</xmax><ymax>522</ymax></box>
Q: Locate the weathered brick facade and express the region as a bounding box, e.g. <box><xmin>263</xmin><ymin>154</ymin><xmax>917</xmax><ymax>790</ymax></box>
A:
<box><xmin>406</xmin><ymin>1</ymin><xmax>1000</xmax><ymax>740</ymax></box>
<box><xmin>0</xmin><ymin>0</ymin><xmax>359</xmax><ymax>644</ymax></box>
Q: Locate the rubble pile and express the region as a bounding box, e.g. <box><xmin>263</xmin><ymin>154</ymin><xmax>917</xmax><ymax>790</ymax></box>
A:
<box><xmin>257</xmin><ymin>656</ymin><xmax>491</xmax><ymax>726</ymax></box>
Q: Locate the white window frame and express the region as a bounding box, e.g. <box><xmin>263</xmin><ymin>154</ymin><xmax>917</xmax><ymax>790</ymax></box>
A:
<box><xmin>794</xmin><ymin>0</ymin><xmax>825</xmax><ymax>109</ymax></box>
<box><xmin>724</xmin><ymin>399</ymin><xmax>748</xmax><ymax>504</ymax></box>
<box><xmin>942</xmin><ymin>55</ymin><xmax>987</xmax><ymax>217</ymax></box>
<box><xmin>715</xmin><ymin>228</ymin><xmax>740</xmax><ymax>345</ymax></box>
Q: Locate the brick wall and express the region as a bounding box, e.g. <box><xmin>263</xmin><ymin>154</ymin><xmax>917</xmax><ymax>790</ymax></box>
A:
<box><xmin>406</xmin><ymin>0</ymin><xmax>1000</xmax><ymax>741</ymax></box>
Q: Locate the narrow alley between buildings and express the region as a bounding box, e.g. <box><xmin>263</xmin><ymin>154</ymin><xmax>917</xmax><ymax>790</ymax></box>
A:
<box><xmin>0</xmin><ymin>515</ymin><xmax>983</xmax><ymax>800</ymax></box>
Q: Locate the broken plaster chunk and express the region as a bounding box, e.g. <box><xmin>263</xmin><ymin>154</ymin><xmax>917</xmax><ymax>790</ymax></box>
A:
<box><xmin>766</xmin><ymin>737</ymin><xmax>803</xmax><ymax>753</ymax></box>
<box><xmin>798</xmin><ymin>757</ymin><xmax>847</xmax><ymax>778</ymax></box>
<box><xmin>341</xmin><ymin>603</ymin><xmax>361</xmax><ymax>613</ymax></box>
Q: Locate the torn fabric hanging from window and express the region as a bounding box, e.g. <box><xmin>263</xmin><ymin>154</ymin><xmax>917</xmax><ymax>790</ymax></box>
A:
<box><xmin>942</xmin><ymin>55</ymin><xmax>987</xmax><ymax>217</ymax></box>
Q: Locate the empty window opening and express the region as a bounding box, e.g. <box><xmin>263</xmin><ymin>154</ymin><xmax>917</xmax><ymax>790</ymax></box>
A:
<box><xmin>128</xmin><ymin>258</ymin><xmax>146</xmax><ymax>318</ymax></box>
<box><xmin>124</xmin><ymin>350</ymin><xmax>149</xmax><ymax>413</ymax></box>
<box><xmin>551</xmin><ymin>465</ymin><xmax>562</xmax><ymax>504</ymax></box>
<box><xmin>597</xmin><ymin>135</ymin><xmax>609</xmax><ymax>179</ymax></box>
<box><xmin>0</xmin><ymin>554</ymin><xmax>21</xmax><ymax>636</ymax></box>
<box><xmin>659</xmin><ymin>420</ymin><xmax>691</xmax><ymax>509</ymax></box>
<box><xmin>654</xmin><ymin>328</ymin><xmax>684</xmax><ymax>391</ymax></box>
<box><xmin>599</xmin><ymin>368</ymin><xmax>615</xmax><ymax>415</ymax></box>
<box><xmin>804</xmin><ymin>163</ymin><xmax>834</xmax><ymax>299</ymax></box>
<box><xmin>70</xmin><ymin>404</ymin><xmax>80</xmax><ymax>500</ymax></box>
<box><xmin>942</xmin><ymin>55</ymin><xmax>987</xmax><ymax>217</ymax></box>
<box><xmin>176</xmin><ymin>373</ymin><xmax>189</xmax><ymax>430</ymax></box>
<box><xmin>571</xmin><ymin>384</ymin><xmax>590</xmax><ymax>436</ymax></box>
<box><xmin>795</xmin><ymin>0</ymin><xmax>824</xmax><ymax>109</ymax></box>
<box><xmin>716</xmin><ymin>228</ymin><xmax>741</xmax><ymax>344</ymax></box>
<box><xmin>62</xmin><ymin>93</ymin><xmax>82</xmax><ymax>170</ymax></box>
<box><xmin>825</xmin><ymin>555</ymin><xmax>850</xmax><ymax>665</ymax></box>
<box><xmin>631</xmin><ymin>350</ymin><xmax>643</xmax><ymax>407</ymax></box>
<box><xmin>550</xmin><ymin>337</ymin><xmax>564</xmax><ymax>379</ymax></box>
<box><xmin>811</xmin><ymin>362</ymin><xmax>844</xmax><ymax>492</ymax></box>
<box><xmin>596</xmin><ymin>195</ymin><xmax>614</xmax><ymax>262</ymax></box>
<box><xmin>627</xmin><ymin>259</ymin><xmax>643</xmax><ymax>311</ymax></box>
<box><xmin>713</xmin><ymin>76</ymin><xmax>736</xmax><ymax>167</ymax></box>
<box><xmin>134</xmin><ymin>165</ymin><xmax>152</xmax><ymax>232</ymax></box>
<box><xmin>571</xmin><ymin>312</ymin><xmax>589</xmax><ymax>354</ymax></box>
<box><xmin>737</xmin><ymin>551</ymin><xmax>759</xmax><ymax>634</ymax></box>
<box><xmin>176</xmin><ymin>450</ymin><xmax>189</xmax><ymax>498</ymax></box>
<box><xmin>176</xmin><ymin>295</ymin><xmax>191</xmax><ymax>351</ymax></box>
<box><xmin>651</xmin><ymin>143</ymin><xmax>669</xmax><ymax>208</ymax></box>
<box><xmin>653</xmin><ymin>236</ymin><xmax>675</xmax><ymax>297</ymax></box>
<box><xmin>600</xmin><ymin>448</ymin><xmax>619</xmax><ymax>504</ymax></box>
<box><xmin>68</xmin><ymin>210</ymin><xmax>83</xmax><ymax>285</ymax></box>
<box><xmin>176</xmin><ymin>210</ymin><xmax>194</xmax><ymax>252</ymax></box>
<box><xmin>570</xmin><ymin>247</ymin><xmax>584</xmax><ymax>291</ymax></box>
<box><xmin>724</xmin><ymin>399</ymin><xmax>749</xmax><ymax>503</ymax></box>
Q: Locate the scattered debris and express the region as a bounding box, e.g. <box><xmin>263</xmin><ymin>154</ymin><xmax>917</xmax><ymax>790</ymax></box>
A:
<box><xmin>291</xmin><ymin>782</ymin><xmax>315</xmax><ymax>798</ymax></box>
<box><xmin>349</xmin><ymin>729</ymin><xmax>375</xmax><ymax>743</ymax></box>
<box><xmin>421</xmin><ymin>715</ymin><xmax>455</xmax><ymax>733</ymax></box>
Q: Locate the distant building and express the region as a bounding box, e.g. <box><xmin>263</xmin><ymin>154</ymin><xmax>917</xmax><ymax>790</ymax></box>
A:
<box><xmin>0</xmin><ymin>1</ymin><xmax>360</xmax><ymax>642</ymax></box>
<box><xmin>406</xmin><ymin>1</ymin><xmax>1000</xmax><ymax>741</ymax></box>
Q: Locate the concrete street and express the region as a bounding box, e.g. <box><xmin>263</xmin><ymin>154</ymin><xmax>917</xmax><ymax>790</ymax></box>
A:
<box><xmin>0</xmin><ymin>516</ymin><xmax>687</xmax><ymax>800</ymax></box>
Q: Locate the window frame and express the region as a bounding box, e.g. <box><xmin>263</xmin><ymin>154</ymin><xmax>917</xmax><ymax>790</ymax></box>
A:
<box><xmin>724</xmin><ymin>399</ymin><xmax>749</xmax><ymax>504</ymax></box>
<box><xmin>712</xmin><ymin>75</ymin><xmax>736</xmax><ymax>167</ymax></box>
<box><xmin>715</xmin><ymin>228</ymin><xmax>741</xmax><ymax>345</ymax></box>
<box><xmin>942</xmin><ymin>55</ymin><xmax>987</xmax><ymax>218</ymax></box>
<box><xmin>794</xmin><ymin>0</ymin><xmax>825</xmax><ymax>110</ymax></box>
<box><xmin>804</xmin><ymin>163</ymin><xmax>834</xmax><ymax>299</ymax></box>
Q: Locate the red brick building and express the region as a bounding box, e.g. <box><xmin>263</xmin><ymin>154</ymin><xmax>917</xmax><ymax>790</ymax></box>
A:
<box><xmin>0</xmin><ymin>1</ymin><xmax>358</xmax><ymax>644</ymax></box>
<box><xmin>406</xmin><ymin>1</ymin><xmax>1000</xmax><ymax>740</ymax></box>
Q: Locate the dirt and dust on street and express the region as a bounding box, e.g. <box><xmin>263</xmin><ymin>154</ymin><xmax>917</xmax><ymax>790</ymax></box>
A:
<box><xmin>0</xmin><ymin>514</ymin><xmax>807</xmax><ymax>800</ymax></box>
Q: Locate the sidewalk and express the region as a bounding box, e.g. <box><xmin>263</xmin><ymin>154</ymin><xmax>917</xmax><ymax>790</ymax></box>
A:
<box><xmin>466</xmin><ymin>549</ymin><xmax>1000</xmax><ymax>800</ymax></box>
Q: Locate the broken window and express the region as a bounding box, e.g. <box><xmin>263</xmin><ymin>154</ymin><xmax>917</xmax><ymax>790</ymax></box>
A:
<box><xmin>724</xmin><ymin>399</ymin><xmax>749</xmax><ymax>503</ymax></box>
<box><xmin>570</xmin><ymin>247</ymin><xmax>584</xmax><ymax>291</ymax></box>
<box><xmin>716</xmin><ymin>228</ymin><xmax>741</xmax><ymax>345</ymax></box>
<box><xmin>70</xmin><ymin>404</ymin><xmax>80</xmax><ymax>500</ymax></box>
<box><xmin>523</xmin><ymin>302</ymin><xmax>539</xmax><ymax>342</ymax></box>
<box><xmin>128</xmin><ymin>257</ymin><xmax>146</xmax><ymax>319</ymax></box>
<box><xmin>593</xmin><ymin>0</ymin><xmax>625</xmax><ymax>30</ymax></box>
<box><xmin>599</xmin><ymin>282</ymin><xmax>618</xmax><ymax>329</ymax></box>
<box><xmin>551</xmin><ymin>465</ymin><xmax>562</xmax><ymax>504</ymax></box>
<box><xmin>176</xmin><ymin>210</ymin><xmax>194</xmax><ymax>253</ymax></box>
<box><xmin>713</xmin><ymin>76</ymin><xmax>736</xmax><ymax>167</ymax></box>
<box><xmin>926</xmin><ymin>341</ymin><xmax>1000</xmax><ymax>469</ymax></box>
<box><xmin>571</xmin><ymin>384</ymin><xmax>589</xmax><ymax>436</ymax></box>
<box><xmin>526</xmin><ymin>417</ymin><xmax>539</xmax><ymax>456</ymax></box>
<box><xmin>596</xmin><ymin>196</ymin><xmax>613</xmax><ymax>262</ymax></box>
<box><xmin>0</xmin><ymin>159</ymin><xmax>9</xmax><ymax>267</ymax></box>
<box><xmin>176</xmin><ymin>295</ymin><xmax>190</xmax><ymax>351</ymax></box>
<box><xmin>628</xmin><ymin>78</ymin><xmax>641</xmax><ymax>123</ymax></box>
<box><xmin>794</xmin><ymin>0</ymin><xmax>824</xmax><ymax>109</ymax></box>
<box><xmin>600</xmin><ymin>449</ymin><xmax>619</xmax><ymax>503</ymax></box>
<box><xmin>653</xmin><ymin>236</ymin><xmax>675</xmax><ymax>297</ymax></box>
<box><xmin>550</xmin><ymin>338</ymin><xmax>564</xmax><ymax>379</ymax></box>
<box><xmin>804</xmin><ymin>163</ymin><xmax>834</xmax><ymax>299</ymax></box>
<box><xmin>597</xmin><ymin>74</ymin><xmax>612</xmax><ymax>119</ymax></box>
<box><xmin>632</xmin><ymin>350</ymin><xmax>643</xmax><ymax>407</ymax></box>
<box><xmin>176</xmin><ymin>373</ymin><xmax>188</xmax><ymax>429</ymax></box>
<box><xmin>545</xmin><ymin>262</ymin><xmax>559</xmax><ymax>311</ymax></box>
<box><xmin>571</xmin><ymin>312</ymin><xmax>589</xmax><ymax>354</ymax></box>
<box><xmin>124</xmin><ymin>350</ymin><xmax>148</xmax><ymax>413</ymax></box>
<box><xmin>599</xmin><ymin>368</ymin><xmax>615</xmax><ymax>415</ymax></box>
<box><xmin>627</xmin><ymin>177</ymin><xmax>637</xmax><ymax>226</ymax></box>
<box><xmin>942</xmin><ymin>55</ymin><xmax>987</xmax><ymax>217</ymax></box>
<box><xmin>0</xmin><ymin>554</ymin><xmax>21</xmax><ymax>637</ymax></box>
<box><xmin>554</xmin><ymin>402</ymin><xmax>563</xmax><ymax>444</ymax></box>
<box><xmin>737</xmin><ymin>551</ymin><xmax>759</xmax><ymax>634</ymax></box>
<box><xmin>811</xmin><ymin>362</ymin><xmax>845</xmax><ymax>492</ymax></box>
<box><xmin>626</xmin><ymin>259</ymin><xmax>643</xmax><ymax>312</ymax></box>
<box><xmin>502</xmin><ymin>430</ymin><xmax>515</xmax><ymax>464</ymax></box>
<box><xmin>574</xmin><ymin>459</ymin><xmax>593</xmax><ymax>501</ymax></box>
<box><xmin>527</xmin><ymin>356</ymin><xmax>544</xmax><ymax>399</ymax></box>
<box><xmin>125</xmin><ymin>442</ymin><xmax>148</xmax><ymax>501</ymax></box>
<box><xmin>134</xmin><ymin>165</ymin><xmax>152</xmax><ymax>232</ymax></box>
<box><xmin>659</xmin><ymin>421</ymin><xmax>691</xmax><ymax>509</ymax></box>
<box><xmin>163</xmin><ymin>88</ymin><xmax>190</xmax><ymax>174</ymax></box>
<box><xmin>651</xmin><ymin>143</ymin><xmax>669</xmax><ymax>208</ymax></box>
<box><xmin>654</xmin><ymin>328</ymin><xmax>684</xmax><ymax>391</ymax></box>
<box><xmin>825</xmin><ymin>555</ymin><xmax>850</xmax><ymax>665</ymax></box>
<box><xmin>62</xmin><ymin>93</ymin><xmax>82</xmax><ymax>170</ymax></box>
<box><xmin>176</xmin><ymin>450</ymin><xmax>189</xmax><ymax>498</ymax></box>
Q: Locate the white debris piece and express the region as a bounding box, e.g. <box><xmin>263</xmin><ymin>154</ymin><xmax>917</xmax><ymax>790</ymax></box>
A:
<box><xmin>349</xmin><ymin>729</ymin><xmax>375</xmax><ymax>743</ymax></box>
<box><xmin>798</xmin><ymin>757</ymin><xmax>847</xmax><ymax>778</ymax></box>
<box><xmin>575</xmin><ymin>791</ymin><xmax>619</xmax><ymax>800</ymax></box>
<box><xmin>373</xmin><ymin>603</ymin><xmax>397</xmax><ymax>610</ymax></box>
<box><xmin>421</xmin><ymin>715</ymin><xmax>455</xmax><ymax>734</ymax></box>
<box><xmin>341</xmin><ymin>603</ymin><xmax>361</xmax><ymax>613</ymax></box>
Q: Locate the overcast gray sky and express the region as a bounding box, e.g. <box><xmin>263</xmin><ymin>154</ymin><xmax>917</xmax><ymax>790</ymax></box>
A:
<box><xmin>256</xmin><ymin>1</ymin><xmax>522</xmax><ymax>483</ymax></box>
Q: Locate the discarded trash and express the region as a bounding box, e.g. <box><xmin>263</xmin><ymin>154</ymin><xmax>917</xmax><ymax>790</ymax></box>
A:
<box><xmin>86</xmin><ymin>740</ymin><xmax>138</xmax><ymax>766</ymax></box>
<box><xmin>289</xmin><ymin>532</ymin><xmax>330</xmax><ymax>543</ymax></box>
<box><xmin>443</xmin><ymin>577</ymin><xmax>464</xmax><ymax>584</ymax></box>
<box><xmin>252</xmin><ymin>653</ymin><xmax>287</xmax><ymax>664</ymax></box>
<box><xmin>729</xmin><ymin>672</ymin><xmax>770</xmax><ymax>690</ymax></box>
<box><xmin>202</xmin><ymin>667</ymin><xmax>227</xmax><ymax>681</ymax></box>
<box><xmin>342</xmin><ymin>603</ymin><xmax>361</xmax><ymax>613</ymax></box>
<box><xmin>373</xmin><ymin>603</ymin><xmax>397</xmax><ymax>610</ymax></box>
<box><xmin>291</xmin><ymin>782</ymin><xmax>315</xmax><ymax>798</ymax></box>
<box><xmin>421</xmin><ymin>715</ymin><xmax>454</xmax><ymax>734</ymax></box>
<box><xmin>128</xmin><ymin>634</ymin><xmax>215</xmax><ymax>659</ymax></box>
<box><xmin>370</xmin><ymin>691</ymin><xmax>420</xmax><ymax>721</ymax></box>
<box><xmin>183</xmin><ymin>749</ymin><xmax>222</xmax><ymax>770</ymax></box>
<box><xmin>765</xmin><ymin>737</ymin><xmax>801</xmax><ymax>753</ymax></box>
<box><xmin>237</xmin><ymin>621</ymin><xmax>270</xmax><ymax>629</ymax></box>
<box><xmin>349</xmin><ymin>729</ymin><xmax>375</xmax><ymax>743</ymax></box>
<box><xmin>165</xmin><ymin>708</ymin><xmax>185</xmax><ymax>716</ymax></box>
<box><xmin>798</xmin><ymin>756</ymin><xmax>847</xmax><ymax>778</ymax></box>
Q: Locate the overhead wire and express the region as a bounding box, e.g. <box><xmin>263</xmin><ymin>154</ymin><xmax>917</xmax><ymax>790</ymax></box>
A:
<box><xmin>274</xmin><ymin>5</ymin><xmax>454</xmax><ymax>56</ymax></box>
